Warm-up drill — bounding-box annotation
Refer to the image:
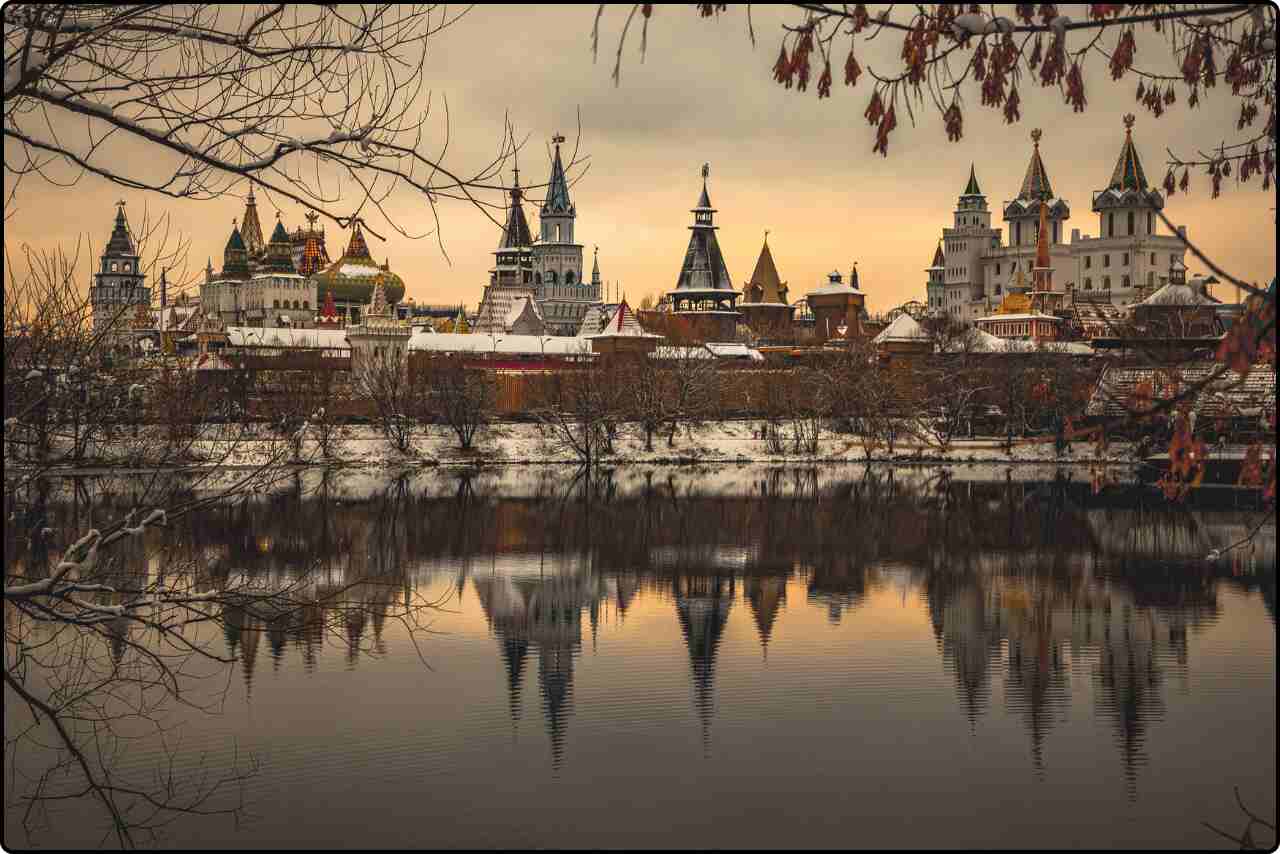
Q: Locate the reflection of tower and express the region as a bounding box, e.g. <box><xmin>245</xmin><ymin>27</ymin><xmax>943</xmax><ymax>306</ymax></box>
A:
<box><xmin>1093</xmin><ymin>608</ymin><xmax>1165</xmax><ymax>800</ymax></box>
<box><xmin>1001</xmin><ymin>588</ymin><xmax>1070</xmax><ymax>775</ymax></box>
<box><xmin>473</xmin><ymin>576</ymin><xmax>533</xmax><ymax>729</ymax></box>
<box><xmin>806</xmin><ymin>558</ymin><xmax>871</xmax><ymax>625</ymax></box>
<box><xmin>744</xmin><ymin>575</ymin><xmax>787</xmax><ymax>657</ymax></box>
<box><xmin>925</xmin><ymin>574</ymin><xmax>999</xmax><ymax>730</ymax></box>
<box><xmin>673</xmin><ymin>575</ymin><xmax>734</xmax><ymax>755</ymax></box>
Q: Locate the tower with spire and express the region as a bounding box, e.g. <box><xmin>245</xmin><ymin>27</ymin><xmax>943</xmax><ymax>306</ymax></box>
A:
<box><xmin>474</xmin><ymin>166</ymin><xmax>538</xmax><ymax>334</ymax></box>
<box><xmin>934</xmin><ymin>164</ymin><xmax>1002</xmax><ymax>322</ymax></box>
<box><xmin>241</xmin><ymin>213</ymin><xmax>315</xmax><ymax>328</ymax></box>
<box><xmin>738</xmin><ymin>231</ymin><xmax>796</xmax><ymax>341</ymax></box>
<box><xmin>90</xmin><ymin>201</ymin><xmax>151</xmax><ymax>342</ymax></box>
<box><xmin>533</xmin><ymin>134</ymin><xmax>599</xmax><ymax>335</ymax></box>
<box><xmin>925</xmin><ymin>242</ymin><xmax>946</xmax><ymax>314</ymax></box>
<box><xmin>668</xmin><ymin>163</ymin><xmax>740</xmax><ymax>343</ymax></box>
<box><xmin>1071</xmin><ymin>114</ymin><xmax>1187</xmax><ymax>304</ymax></box>
<box><xmin>239</xmin><ymin>186</ymin><xmax>266</xmax><ymax>265</ymax></box>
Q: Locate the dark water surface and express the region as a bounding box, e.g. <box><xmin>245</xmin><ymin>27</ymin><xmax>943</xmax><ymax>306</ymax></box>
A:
<box><xmin>4</xmin><ymin>465</ymin><xmax>1275</xmax><ymax>849</ymax></box>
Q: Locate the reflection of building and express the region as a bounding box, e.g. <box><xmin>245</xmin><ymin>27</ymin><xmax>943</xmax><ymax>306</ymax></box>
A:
<box><xmin>473</xmin><ymin>569</ymin><xmax>610</xmax><ymax>769</ymax></box>
<box><xmin>673</xmin><ymin>574</ymin><xmax>734</xmax><ymax>752</ymax></box>
<box><xmin>744</xmin><ymin>575</ymin><xmax>787</xmax><ymax>655</ymax></box>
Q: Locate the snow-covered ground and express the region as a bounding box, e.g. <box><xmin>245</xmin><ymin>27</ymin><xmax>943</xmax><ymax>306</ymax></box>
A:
<box><xmin>6</xmin><ymin>419</ymin><xmax>1147</xmax><ymax>470</ymax></box>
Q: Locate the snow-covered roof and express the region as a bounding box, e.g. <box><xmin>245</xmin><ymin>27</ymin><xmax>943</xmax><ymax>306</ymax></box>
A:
<box><xmin>1135</xmin><ymin>281</ymin><xmax>1214</xmax><ymax>307</ymax></box>
<box><xmin>225</xmin><ymin>326</ymin><xmax>350</xmax><ymax>348</ymax></box>
<box><xmin>408</xmin><ymin>332</ymin><xmax>592</xmax><ymax>357</ymax></box>
<box><xmin>873</xmin><ymin>312</ymin><xmax>927</xmax><ymax>344</ymax></box>
<box><xmin>704</xmin><ymin>342</ymin><xmax>764</xmax><ymax>361</ymax></box>
<box><xmin>585</xmin><ymin>300</ymin><xmax>660</xmax><ymax>339</ymax></box>
<box><xmin>189</xmin><ymin>352</ymin><xmax>234</xmax><ymax>371</ymax></box>
<box><xmin>650</xmin><ymin>345</ymin><xmax>715</xmax><ymax>361</ymax></box>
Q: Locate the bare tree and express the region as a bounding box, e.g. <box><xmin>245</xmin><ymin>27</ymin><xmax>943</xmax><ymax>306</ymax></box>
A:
<box><xmin>418</xmin><ymin>356</ymin><xmax>494</xmax><ymax>451</ymax></box>
<box><xmin>2</xmin><ymin>5</ymin><xmax>590</xmax><ymax>244</ymax></box>
<box><xmin>536</xmin><ymin>358</ymin><xmax>614</xmax><ymax>466</ymax></box>
<box><xmin>659</xmin><ymin>346</ymin><xmax>718</xmax><ymax>447</ymax></box>
<box><xmin>596</xmin><ymin>4</ymin><xmax>1276</xmax><ymax>198</ymax></box>
<box><xmin>354</xmin><ymin>347</ymin><xmax>418</xmax><ymax>456</ymax></box>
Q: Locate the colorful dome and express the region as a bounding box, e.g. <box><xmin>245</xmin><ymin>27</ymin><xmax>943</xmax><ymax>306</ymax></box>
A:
<box><xmin>309</xmin><ymin>224</ymin><xmax>405</xmax><ymax>305</ymax></box>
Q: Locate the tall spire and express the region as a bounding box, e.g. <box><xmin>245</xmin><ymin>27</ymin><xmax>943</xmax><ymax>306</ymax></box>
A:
<box><xmin>542</xmin><ymin>133</ymin><xmax>573</xmax><ymax>215</ymax></box>
<box><xmin>264</xmin><ymin>214</ymin><xmax>297</xmax><ymax>273</ymax></box>
<box><xmin>1033</xmin><ymin>200</ymin><xmax>1053</xmax><ymax>292</ymax></box>
<box><xmin>962</xmin><ymin>164</ymin><xmax>983</xmax><ymax>196</ymax></box>
<box><xmin>591</xmin><ymin>246</ymin><xmax>601</xmax><ymax>286</ymax></box>
<box><xmin>240</xmin><ymin>186</ymin><xmax>265</xmax><ymax>257</ymax></box>
<box><xmin>1017</xmin><ymin>129</ymin><xmax>1055</xmax><ymax>201</ymax></box>
<box><xmin>1107</xmin><ymin>114</ymin><xmax>1150</xmax><ymax>192</ymax></box>
<box><xmin>745</xmin><ymin>234</ymin><xmax>787</xmax><ymax>303</ymax></box>
<box><xmin>929</xmin><ymin>241</ymin><xmax>945</xmax><ymax>269</ymax></box>
<box><xmin>674</xmin><ymin>163</ymin><xmax>733</xmax><ymax>293</ymax></box>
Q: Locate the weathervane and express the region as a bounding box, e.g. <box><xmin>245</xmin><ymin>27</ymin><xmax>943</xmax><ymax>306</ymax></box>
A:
<box><xmin>701</xmin><ymin>162</ymin><xmax>710</xmax><ymax>181</ymax></box>
<box><xmin>1031</xmin><ymin>128</ymin><xmax>1043</xmax><ymax>146</ymax></box>
<box><xmin>552</xmin><ymin>133</ymin><xmax>565</xmax><ymax>145</ymax></box>
<box><xmin>1123</xmin><ymin>113</ymin><xmax>1135</xmax><ymax>132</ymax></box>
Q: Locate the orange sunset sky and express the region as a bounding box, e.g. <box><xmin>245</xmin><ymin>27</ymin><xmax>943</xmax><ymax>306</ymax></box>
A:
<box><xmin>5</xmin><ymin>4</ymin><xmax>1276</xmax><ymax>314</ymax></box>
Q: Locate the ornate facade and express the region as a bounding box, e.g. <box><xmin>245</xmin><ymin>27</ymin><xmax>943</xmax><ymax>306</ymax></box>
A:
<box><xmin>931</xmin><ymin>119</ymin><xmax>1188</xmax><ymax>322</ymax></box>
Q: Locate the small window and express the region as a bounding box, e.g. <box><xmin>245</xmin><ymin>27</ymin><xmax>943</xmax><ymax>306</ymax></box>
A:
<box><xmin>1103</xmin><ymin>276</ymin><xmax>1111</xmax><ymax>290</ymax></box>
<box><xmin>303</xmin><ymin>301</ymin><xmax>309</xmax><ymax>310</ymax></box>
<box><xmin>1085</xmin><ymin>256</ymin><xmax>1092</xmax><ymax>269</ymax></box>
<box><xmin>1103</xmin><ymin>254</ymin><xmax>1111</xmax><ymax>268</ymax></box>
<box><xmin>1084</xmin><ymin>278</ymin><xmax>1092</xmax><ymax>290</ymax></box>
<box><xmin>1122</xmin><ymin>275</ymin><xmax>1131</xmax><ymax>289</ymax></box>
<box><xmin>273</xmin><ymin>299</ymin><xmax>279</xmax><ymax>308</ymax></box>
<box><xmin>1147</xmin><ymin>212</ymin><xmax>1154</xmax><ymax>234</ymax></box>
<box><xmin>111</xmin><ymin>262</ymin><xmax>118</xmax><ymax>272</ymax></box>
<box><xmin>1123</xmin><ymin>252</ymin><xmax>1130</xmax><ymax>265</ymax></box>
<box><xmin>1126</xmin><ymin>211</ymin><xmax>1135</xmax><ymax>236</ymax></box>
<box><xmin>1150</xmin><ymin>252</ymin><xmax>1156</xmax><ymax>264</ymax></box>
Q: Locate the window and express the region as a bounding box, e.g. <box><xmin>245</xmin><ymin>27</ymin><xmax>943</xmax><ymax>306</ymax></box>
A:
<box><xmin>111</xmin><ymin>262</ymin><xmax>118</xmax><ymax>272</ymax></box>
<box><xmin>1147</xmin><ymin>271</ymin><xmax>1155</xmax><ymax>286</ymax></box>
<box><xmin>1015</xmin><ymin>222</ymin><xmax>1021</xmax><ymax>245</ymax></box>
<box><xmin>1103</xmin><ymin>276</ymin><xmax>1111</xmax><ymax>290</ymax></box>
<box><xmin>565</xmin><ymin>271</ymin><xmax>576</xmax><ymax>284</ymax></box>
<box><xmin>996</xmin><ymin>263</ymin><xmax>1001</xmax><ymax>275</ymax></box>
<box><xmin>1123</xmin><ymin>252</ymin><xmax>1129</xmax><ymax>265</ymax></box>
<box><xmin>1122</xmin><ymin>275</ymin><xmax>1131</xmax><ymax>289</ymax></box>
<box><xmin>1107</xmin><ymin>213</ymin><xmax>1114</xmax><ymax>237</ymax></box>
<box><xmin>1147</xmin><ymin>212</ymin><xmax>1154</xmax><ymax>234</ymax></box>
<box><xmin>1103</xmin><ymin>254</ymin><xmax>1111</xmax><ymax>267</ymax></box>
<box><xmin>303</xmin><ymin>301</ymin><xmax>309</xmax><ymax>310</ymax></box>
<box><xmin>1084</xmin><ymin>277</ymin><xmax>1093</xmax><ymax>290</ymax></box>
<box><xmin>1085</xmin><ymin>256</ymin><xmax>1092</xmax><ymax>269</ymax></box>
<box><xmin>273</xmin><ymin>299</ymin><xmax>279</xmax><ymax>308</ymax></box>
<box><xmin>1150</xmin><ymin>252</ymin><xmax>1156</xmax><ymax>264</ymax></box>
<box><xmin>1127</xmin><ymin>211</ymin><xmax>1135</xmax><ymax>235</ymax></box>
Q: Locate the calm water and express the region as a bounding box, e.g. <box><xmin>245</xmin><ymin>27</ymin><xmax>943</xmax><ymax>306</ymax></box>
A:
<box><xmin>4</xmin><ymin>465</ymin><xmax>1275</xmax><ymax>849</ymax></box>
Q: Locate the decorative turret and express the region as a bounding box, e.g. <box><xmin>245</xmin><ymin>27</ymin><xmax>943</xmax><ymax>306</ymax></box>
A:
<box><xmin>540</xmin><ymin>133</ymin><xmax>575</xmax><ymax>245</ymax></box>
<box><xmin>1091</xmin><ymin>114</ymin><xmax>1164</xmax><ymax>236</ymax></box>
<box><xmin>221</xmin><ymin>221</ymin><xmax>251</xmax><ymax>280</ymax></box>
<box><xmin>926</xmin><ymin>241</ymin><xmax>946</xmax><ymax>313</ymax></box>
<box><xmin>591</xmin><ymin>246</ymin><xmax>602</xmax><ymax>292</ymax></box>
<box><xmin>739</xmin><ymin>231</ymin><xmax>796</xmax><ymax>340</ymax></box>
<box><xmin>263</xmin><ymin>215</ymin><xmax>297</xmax><ymax>273</ymax></box>
<box><xmin>317</xmin><ymin>288</ymin><xmax>340</xmax><ymax>325</ymax></box>
<box><xmin>297</xmin><ymin>211</ymin><xmax>331</xmax><ymax>276</ymax></box>
<box><xmin>1003</xmin><ymin>129</ymin><xmax>1070</xmax><ymax>247</ymax></box>
<box><xmin>742</xmin><ymin>232</ymin><xmax>788</xmax><ymax>305</ymax></box>
<box><xmin>310</xmin><ymin>220</ymin><xmax>406</xmax><ymax>315</ymax></box>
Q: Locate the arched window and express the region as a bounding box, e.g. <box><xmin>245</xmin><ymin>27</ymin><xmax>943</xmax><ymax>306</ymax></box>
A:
<box><xmin>1127</xmin><ymin>211</ymin><xmax>1135</xmax><ymax>235</ymax></box>
<box><xmin>1084</xmin><ymin>277</ymin><xmax>1092</xmax><ymax>290</ymax></box>
<box><xmin>111</xmin><ymin>262</ymin><xmax>118</xmax><ymax>272</ymax></box>
<box><xmin>1102</xmin><ymin>276</ymin><xmax>1111</xmax><ymax>290</ymax></box>
<box><xmin>1121</xmin><ymin>275</ymin><xmax>1131</xmax><ymax>290</ymax></box>
<box><xmin>565</xmin><ymin>270</ymin><xmax>576</xmax><ymax>284</ymax></box>
<box><xmin>303</xmin><ymin>301</ymin><xmax>309</xmax><ymax>310</ymax></box>
<box><xmin>273</xmin><ymin>299</ymin><xmax>280</xmax><ymax>308</ymax></box>
<box><xmin>546</xmin><ymin>270</ymin><xmax>558</xmax><ymax>285</ymax></box>
<box><xmin>1107</xmin><ymin>213</ymin><xmax>1114</xmax><ymax>237</ymax></box>
<box><xmin>293</xmin><ymin>300</ymin><xmax>300</xmax><ymax>310</ymax></box>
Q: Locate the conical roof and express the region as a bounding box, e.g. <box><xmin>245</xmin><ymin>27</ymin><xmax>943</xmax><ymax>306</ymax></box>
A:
<box><xmin>240</xmin><ymin>187</ymin><xmax>265</xmax><ymax>257</ymax></box>
<box><xmin>263</xmin><ymin>216</ymin><xmax>297</xmax><ymax>274</ymax></box>
<box><xmin>344</xmin><ymin>223</ymin><xmax>373</xmax><ymax>260</ymax></box>
<box><xmin>221</xmin><ymin>223</ymin><xmax>250</xmax><ymax>280</ymax></box>
<box><xmin>929</xmin><ymin>242</ymin><xmax>945</xmax><ymax>269</ymax></box>
<box><xmin>1018</xmin><ymin>130</ymin><xmax>1054</xmax><ymax>201</ymax></box>
<box><xmin>499</xmin><ymin>185</ymin><xmax>533</xmax><ymax>249</ymax></box>
<box><xmin>1107</xmin><ymin>116</ymin><xmax>1150</xmax><ymax>192</ymax></box>
<box><xmin>542</xmin><ymin>137</ymin><xmax>573</xmax><ymax>215</ymax></box>
<box><xmin>674</xmin><ymin>168</ymin><xmax>733</xmax><ymax>294</ymax></box>
<box><xmin>587</xmin><ymin>299</ymin><xmax>656</xmax><ymax>338</ymax></box>
<box><xmin>962</xmin><ymin>164</ymin><xmax>983</xmax><ymax>196</ymax></box>
<box><xmin>105</xmin><ymin>203</ymin><xmax>137</xmax><ymax>256</ymax></box>
<box><xmin>873</xmin><ymin>311</ymin><xmax>928</xmax><ymax>344</ymax></box>
<box><xmin>744</xmin><ymin>236</ymin><xmax>788</xmax><ymax>304</ymax></box>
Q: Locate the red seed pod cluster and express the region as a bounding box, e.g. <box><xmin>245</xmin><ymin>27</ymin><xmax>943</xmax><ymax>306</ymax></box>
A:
<box><xmin>873</xmin><ymin>104</ymin><xmax>897</xmax><ymax>156</ymax></box>
<box><xmin>944</xmin><ymin>102</ymin><xmax>964</xmax><ymax>141</ymax></box>
<box><xmin>1003</xmin><ymin>85</ymin><xmax>1022</xmax><ymax>123</ymax></box>
<box><xmin>1109</xmin><ymin>30</ymin><xmax>1136</xmax><ymax>80</ymax></box>
<box><xmin>844</xmin><ymin>45</ymin><xmax>862</xmax><ymax>87</ymax></box>
<box><xmin>1064</xmin><ymin>61</ymin><xmax>1087</xmax><ymax>112</ymax></box>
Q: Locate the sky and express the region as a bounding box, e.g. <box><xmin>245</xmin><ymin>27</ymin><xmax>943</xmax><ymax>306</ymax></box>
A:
<box><xmin>5</xmin><ymin>4</ymin><xmax>1276</xmax><ymax>314</ymax></box>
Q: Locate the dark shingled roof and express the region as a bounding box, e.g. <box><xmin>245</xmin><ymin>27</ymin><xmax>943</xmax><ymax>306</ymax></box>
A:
<box><xmin>962</xmin><ymin>164</ymin><xmax>982</xmax><ymax>196</ymax></box>
<box><xmin>499</xmin><ymin>186</ymin><xmax>533</xmax><ymax>249</ymax></box>
<box><xmin>105</xmin><ymin>204</ymin><xmax>137</xmax><ymax>256</ymax></box>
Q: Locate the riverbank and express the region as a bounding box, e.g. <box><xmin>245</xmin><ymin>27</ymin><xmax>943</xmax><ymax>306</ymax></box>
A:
<box><xmin>7</xmin><ymin>420</ymin><xmax>1157</xmax><ymax>470</ymax></box>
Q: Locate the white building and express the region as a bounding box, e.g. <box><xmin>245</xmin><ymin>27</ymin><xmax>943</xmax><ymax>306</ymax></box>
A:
<box><xmin>929</xmin><ymin>119</ymin><xmax>1187</xmax><ymax>323</ymax></box>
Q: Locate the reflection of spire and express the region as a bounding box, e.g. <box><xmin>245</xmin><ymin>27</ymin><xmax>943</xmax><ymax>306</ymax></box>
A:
<box><xmin>242</xmin><ymin>614</ymin><xmax>262</xmax><ymax>697</ymax></box>
<box><xmin>1002</xmin><ymin>592</ymin><xmax>1070</xmax><ymax>777</ymax></box>
<box><xmin>538</xmin><ymin>642</ymin><xmax>575</xmax><ymax>772</ymax></box>
<box><xmin>674</xmin><ymin>575</ymin><xmax>734</xmax><ymax>756</ymax></box>
<box><xmin>267</xmin><ymin>614</ymin><xmax>288</xmax><ymax>670</ymax></box>
<box><xmin>472</xmin><ymin>576</ymin><xmax>531</xmax><ymax>729</ymax></box>
<box><xmin>926</xmin><ymin>575</ymin><xmax>997</xmax><ymax>731</ymax></box>
<box><xmin>745</xmin><ymin>576</ymin><xmax>787</xmax><ymax>658</ymax></box>
<box><xmin>1094</xmin><ymin>612</ymin><xmax>1165</xmax><ymax>801</ymax></box>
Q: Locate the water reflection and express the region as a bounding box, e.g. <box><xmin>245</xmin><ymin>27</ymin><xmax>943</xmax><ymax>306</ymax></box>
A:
<box><xmin>5</xmin><ymin>464</ymin><xmax>1274</xmax><ymax>848</ymax></box>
